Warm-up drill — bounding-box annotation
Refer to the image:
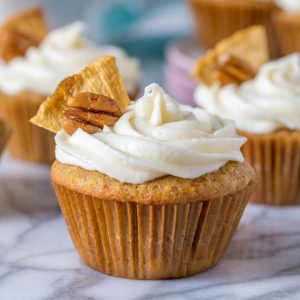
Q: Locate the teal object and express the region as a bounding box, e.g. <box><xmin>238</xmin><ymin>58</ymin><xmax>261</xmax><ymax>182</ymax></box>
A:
<box><xmin>101</xmin><ymin>3</ymin><xmax>140</xmax><ymax>37</ymax></box>
<box><xmin>93</xmin><ymin>0</ymin><xmax>190</xmax><ymax>59</ymax></box>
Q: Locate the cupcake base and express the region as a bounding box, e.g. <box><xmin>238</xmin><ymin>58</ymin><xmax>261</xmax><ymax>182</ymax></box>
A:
<box><xmin>241</xmin><ymin>130</ymin><xmax>300</xmax><ymax>205</ymax></box>
<box><xmin>52</xmin><ymin>161</ymin><xmax>255</xmax><ymax>279</ymax></box>
<box><xmin>0</xmin><ymin>91</ymin><xmax>55</xmax><ymax>163</ymax></box>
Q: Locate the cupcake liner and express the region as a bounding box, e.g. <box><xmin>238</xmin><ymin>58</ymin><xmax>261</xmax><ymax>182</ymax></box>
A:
<box><xmin>53</xmin><ymin>181</ymin><xmax>253</xmax><ymax>279</ymax></box>
<box><xmin>0</xmin><ymin>119</ymin><xmax>10</xmax><ymax>156</ymax></box>
<box><xmin>188</xmin><ymin>0</ymin><xmax>280</xmax><ymax>58</ymax></box>
<box><xmin>241</xmin><ymin>130</ymin><xmax>300</xmax><ymax>205</ymax></box>
<box><xmin>274</xmin><ymin>12</ymin><xmax>300</xmax><ymax>56</ymax></box>
<box><xmin>0</xmin><ymin>91</ymin><xmax>55</xmax><ymax>163</ymax></box>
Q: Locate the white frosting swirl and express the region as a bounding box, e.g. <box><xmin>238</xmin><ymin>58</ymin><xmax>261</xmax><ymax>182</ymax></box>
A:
<box><xmin>0</xmin><ymin>22</ymin><xmax>139</xmax><ymax>95</ymax></box>
<box><xmin>195</xmin><ymin>53</ymin><xmax>300</xmax><ymax>134</ymax></box>
<box><xmin>55</xmin><ymin>84</ymin><xmax>245</xmax><ymax>184</ymax></box>
<box><xmin>275</xmin><ymin>0</ymin><xmax>300</xmax><ymax>12</ymax></box>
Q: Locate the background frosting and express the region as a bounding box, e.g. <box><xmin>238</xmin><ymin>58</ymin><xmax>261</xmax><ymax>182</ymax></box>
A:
<box><xmin>0</xmin><ymin>22</ymin><xmax>140</xmax><ymax>95</ymax></box>
<box><xmin>56</xmin><ymin>83</ymin><xmax>245</xmax><ymax>184</ymax></box>
<box><xmin>195</xmin><ymin>53</ymin><xmax>300</xmax><ymax>134</ymax></box>
<box><xmin>275</xmin><ymin>0</ymin><xmax>300</xmax><ymax>12</ymax></box>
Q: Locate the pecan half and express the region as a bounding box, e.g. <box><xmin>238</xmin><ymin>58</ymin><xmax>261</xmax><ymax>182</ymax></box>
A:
<box><xmin>67</xmin><ymin>92</ymin><xmax>122</xmax><ymax>116</ymax></box>
<box><xmin>63</xmin><ymin>92</ymin><xmax>121</xmax><ymax>135</ymax></box>
<box><xmin>214</xmin><ymin>54</ymin><xmax>256</xmax><ymax>86</ymax></box>
<box><xmin>63</xmin><ymin>118</ymin><xmax>101</xmax><ymax>136</ymax></box>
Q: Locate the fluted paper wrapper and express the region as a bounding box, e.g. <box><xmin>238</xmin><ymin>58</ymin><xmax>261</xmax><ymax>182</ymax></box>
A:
<box><xmin>53</xmin><ymin>182</ymin><xmax>253</xmax><ymax>279</ymax></box>
<box><xmin>0</xmin><ymin>92</ymin><xmax>55</xmax><ymax>163</ymax></box>
<box><xmin>241</xmin><ymin>130</ymin><xmax>300</xmax><ymax>205</ymax></box>
<box><xmin>188</xmin><ymin>0</ymin><xmax>280</xmax><ymax>58</ymax></box>
<box><xmin>274</xmin><ymin>13</ymin><xmax>300</xmax><ymax>56</ymax></box>
<box><xmin>0</xmin><ymin>120</ymin><xmax>10</xmax><ymax>156</ymax></box>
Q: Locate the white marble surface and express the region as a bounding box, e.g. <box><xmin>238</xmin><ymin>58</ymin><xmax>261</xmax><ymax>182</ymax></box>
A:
<box><xmin>0</xmin><ymin>154</ymin><xmax>300</xmax><ymax>300</ymax></box>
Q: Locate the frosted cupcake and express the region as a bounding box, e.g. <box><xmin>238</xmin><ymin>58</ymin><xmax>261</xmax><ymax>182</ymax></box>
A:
<box><xmin>31</xmin><ymin>56</ymin><xmax>255</xmax><ymax>279</ymax></box>
<box><xmin>0</xmin><ymin>20</ymin><xmax>140</xmax><ymax>163</ymax></box>
<box><xmin>194</xmin><ymin>29</ymin><xmax>300</xmax><ymax>205</ymax></box>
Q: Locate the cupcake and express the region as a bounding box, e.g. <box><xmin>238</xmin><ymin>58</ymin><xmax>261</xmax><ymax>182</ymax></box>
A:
<box><xmin>31</xmin><ymin>56</ymin><xmax>255</xmax><ymax>279</ymax></box>
<box><xmin>187</xmin><ymin>0</ymin><xmax>281</xmax><ymax>58</ymax></box>
<box><xmin>0</xmin><ymin>14</ymin><xmax>140</xmax><ymax>163</ymax></box>
<box><xmin>273</xmin><ymin>1</ymin><xmax>300</xmax><ymax>55</ymax></box>
<box><xmin>193</xmin><ymin>27</ymin><xmax>300</xmax><ymax>205</ymax></box>
<box><xmin>0</xmin><ymin>119</ymin><xmax>10</xmax><ymax>157</ymax></box>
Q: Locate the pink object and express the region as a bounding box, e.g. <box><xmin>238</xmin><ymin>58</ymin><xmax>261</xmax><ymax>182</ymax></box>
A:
<box><xmin>164</xmin><ymin>39</ymin><xmax>204</xmax><ymax>106</ymax></box>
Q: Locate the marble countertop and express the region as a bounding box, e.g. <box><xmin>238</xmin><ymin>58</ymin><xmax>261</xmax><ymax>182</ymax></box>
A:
<box><xmin>0</xmin><ymin>154</ymin><xmax>300</xmax><ymax>300</ymax></box>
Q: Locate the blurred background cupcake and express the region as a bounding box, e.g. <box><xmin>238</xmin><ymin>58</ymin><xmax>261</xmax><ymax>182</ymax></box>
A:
<box><xmin>187</xmin><ymin>0</ymin><xmax>281</xmax><ymax>58</ymax></box>
<box><xmin>0</xmin><ymin>8</ymin><xmax>140</xmax><ymax>163</ymax></box>
<box><xmin>193</xmin><ymin>27</ymin><xmax>300</xmax><ymax>205</ymax></box>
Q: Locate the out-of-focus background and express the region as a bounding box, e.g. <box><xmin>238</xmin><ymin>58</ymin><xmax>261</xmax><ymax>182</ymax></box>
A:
<box><xmin>0</xmin><ymin>0</ymin><xmax>197</xmax><ymax>93</ymax></box>
<box><xmin>2</xmin><ymin>0</ymin><xmax>192</xmax><ymax>53</ymax></box>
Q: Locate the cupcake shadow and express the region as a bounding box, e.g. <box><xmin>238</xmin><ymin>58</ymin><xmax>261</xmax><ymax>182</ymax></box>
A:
<box><xmin>185</xmin><ymin>204</ymin><xmax>300</xmax><ymax>283</ymax></box>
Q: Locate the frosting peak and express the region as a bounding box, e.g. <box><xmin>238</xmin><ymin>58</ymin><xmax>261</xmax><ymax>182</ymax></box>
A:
<box><xmin>134</xmin><ymin>83</ymin><xmax>182</xmax><ymax>125</ymax></box>
<box><xmin>55</xmin><ymin>84</ymin><xmax>246</xmax><ymax>184</ymax></box>
<box><xmin>0</xmin><ymin>22</ymin><xmax>139</xmax><ymax>96</ymax></box>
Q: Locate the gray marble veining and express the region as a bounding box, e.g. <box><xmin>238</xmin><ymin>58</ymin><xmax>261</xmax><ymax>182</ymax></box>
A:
<box><xmin>0</xmin><ymin>154</ymin><xmax>300</xmax><ymax>300</ymax></box>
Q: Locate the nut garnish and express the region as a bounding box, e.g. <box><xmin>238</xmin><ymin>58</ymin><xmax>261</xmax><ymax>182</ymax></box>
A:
<box><xmin>0</xmin><ymin>7</ymin><xmax>48</xmax><ymax>62</ymax></box>
<box><xmin>67</xmin><ymin>92</ymin><xmax>122</xmax><ymax>115</ymax></box>
<box><xmin>31</xmin><ymin>56</ymin><xmax>130</xmax><ymax>134</ymax></box>
<box><xmin>193</xmin><ymin>26</ymin><xmax>269</xmax><ymax>86</ymax></box>
<box><xmin>214</xmin><ymin>54</ymin><xmax>256</xmax><ymax>86</ymax></box>
<box><xmin>63</xmin><ymin>93</ymin><xmax>121</xmax><ymax>135</ymax></box>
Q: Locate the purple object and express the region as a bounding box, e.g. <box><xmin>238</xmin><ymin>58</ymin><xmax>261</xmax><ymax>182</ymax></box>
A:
<box><xmin>164</xmin><ymin>39</ymin><xmax>204</xmax><ymax>106</ymax></box>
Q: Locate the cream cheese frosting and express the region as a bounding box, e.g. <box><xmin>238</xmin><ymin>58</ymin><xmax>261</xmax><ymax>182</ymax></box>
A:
<box><xmin>0</xmin><ymin>22</ymin><xmax>139</xmax><ymax>96</ymax></box>
<box><xmin>55</xmin><ymin>83</ymin><xmax>246</xmax><ymax>184</ymax></box>
<box><xmin>275</xmin><ymin>0</ymin><xmax>300</xmax><ymax>12</ymax></box>
<box><xmin>195</xmin><ymin>53</ymin><xmax>300</xmax><ymax>134</ymax></box>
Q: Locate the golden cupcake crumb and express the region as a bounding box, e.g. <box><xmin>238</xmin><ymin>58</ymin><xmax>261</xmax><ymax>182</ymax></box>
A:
<box><xmin>52</xmin><ymin>160</ymin><xmax>256</xmax><ymax>205</ymax></box>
